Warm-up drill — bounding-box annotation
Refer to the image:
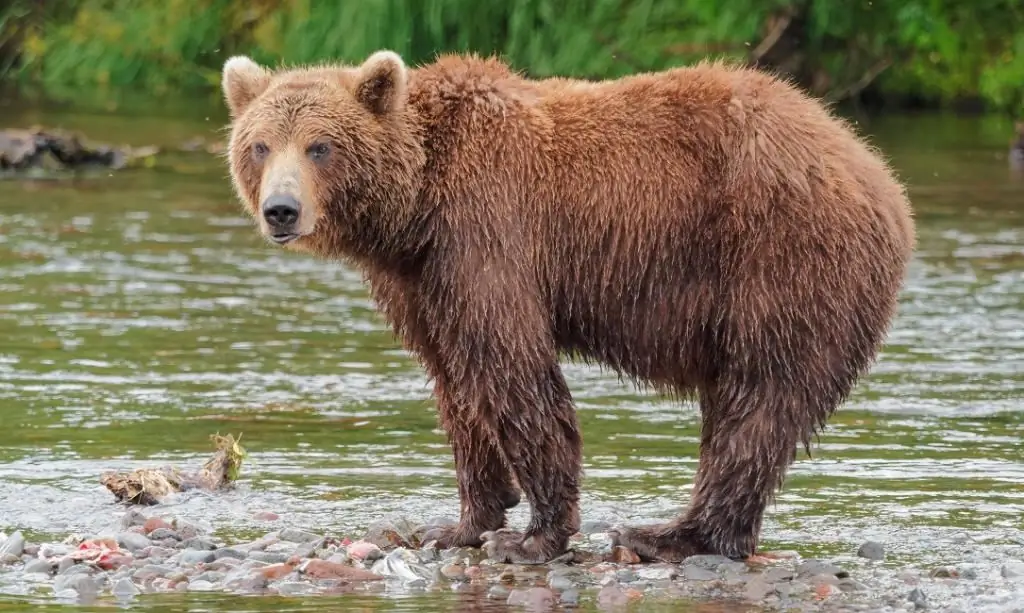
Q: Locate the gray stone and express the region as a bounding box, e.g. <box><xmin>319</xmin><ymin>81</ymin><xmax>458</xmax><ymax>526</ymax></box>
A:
<box><xmin>487</xmin><ymin>585</ymin><xmax>510</xmax><ymax>600</ymax></box>
<box><xmin>548</xmin><ymin>574</ymin><xmax>575</xmax><ymax>591</ymax></box>
<box><xmin>116</xmin><ymin>532</ymin><xmax>151</xmax><ymax>552</ymax></box>
<box><xmin>181</xmin><ymin>537</ymin><xmax>217</xmax><ymax>551</ymax></box>
<box><xmin>797</xmin><ymin>559</ymin><xmax>845</xmax><ymax>578</ymax></box>
<box><xmin>247</xmin><ymin>551</ymin><xmax>289</xmax><ymax>564</ymax></box>
<box><xmin>908</xmin><ymin>587</ymin><xmax>928</xmax><ymax>609</ymax></box>
<box><xmin>636</xmin><ymin>565</ymin><xmax>677</xmax><ymax>581</ymax></box>
<box><xmin>682</xmin><ymin>566</ymin><xmax>719</xmax><ymax>581</ymax></box>
<box><xmin>213</xmin><ymin>547</ymin><xmax>247</xmax><ymax>561</ymax></box>
<box><xmin>857</xmin><ymin>540</ymin><xmax>886</xmax><ymax>561</ymax></box>
<box><xmin>120</xmin><ymin>510</ymin><xmax>148</xmax><ymax>530</ymax></box>
<box><xmin>744</xmin><ymin>576</ymin><xmax>775</xmax><ymax>601</ymax></box>
<box><xmin>763</xmin><ymin>567</ymin><xmax>795</xmax><ymax>582</ymax></box>
<box><xmin>277</xmin><ymin>581</ymin><xmax>315</xmax><ymax>596</ymax></box>
<box><xmin>179</xmin><ymin>550</ymin><xmax>216</xmax><ymax>565</ymax></box>
<box><xmin>187</xmin><ymin>580</ymin><xmax>217</xmax><ymax>592</ymax></box>
<box><xmin>560</xmin><ymin>587</ymin><xmax>580</xmax><ymax>606</ymax></box>
<box><xmin>278</xmin><ymin>528</ymin><xmax>321</xmax><ymax>543</ymax></box>
<box><xmin>54</xmin><ymin>573</ymin><xmax>99</xmax><ymax>595</ymax></box>
<box><xmin>23</xmin><ymin>558</ymin><xmax>55</xmax><ymax>575</ymax></box>
<box><xmin>111</xmin><ymin>578</ymin><xmax>141</xmax><ymax>598</ymax></box>
<box><xmin>0</xmin><ymin>531</ymin><xmax>25</xmax><ymax>558</ymax></box>
<box><xmin>56</xmin><ymin>558</ymin><xmax>75</xmax><ymax>575</ymax></box>
<box><xmin>580</xmin><ymin>520</ymin><xmax>613</xmax><ymax>535</ymax></box>
<box><xmin>683</xmin><ymin>554</ymin><xmax>734</xmax><ymax>570</ymax></box>
<box><xmin>148</xmin><ymin>528</ymin><xmax>180</xmax><ymax>541</ymax></box>
<box><xmin>615</xmin><ymin>569</ymin><xmax>638</xmax><ymax>583</ymax></box>
<box><xmin>1001</xmin><ymin>562</ymin><xmax>1024</xmax><ymax>579</ymax></box>
<box><xmin>193</xmin><ymin>571</ymin><xmax>226</xmax><ymax>583</ymax></box>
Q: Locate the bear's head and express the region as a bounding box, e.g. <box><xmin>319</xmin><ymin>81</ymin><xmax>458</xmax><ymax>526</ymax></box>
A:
<box><xmin>221</xmin><ymin>51</ymin><xmax>425</xmax><ymax>261</ymax></box>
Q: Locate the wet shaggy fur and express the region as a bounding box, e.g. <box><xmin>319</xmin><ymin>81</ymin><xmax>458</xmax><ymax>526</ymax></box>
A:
<box><xmin>221</xmin><ymin>50</ymin><xmax>916</xmax><ymax>564</ymax></box>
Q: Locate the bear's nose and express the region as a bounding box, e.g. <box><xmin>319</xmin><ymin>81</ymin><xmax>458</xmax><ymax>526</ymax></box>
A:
<box><xmin>262</xmin><ymin>194</ymin><xmax>300</xmax><ymax>228</ymax></box>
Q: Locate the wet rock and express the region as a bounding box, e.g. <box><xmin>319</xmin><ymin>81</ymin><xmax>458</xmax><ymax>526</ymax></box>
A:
<box><xmin>171</xmin><ymin>520</ymin><xmax>203</xmax><ymax>540</ymax></box>
<box><xmin>248</xmin><ymin>551</ymin><xmax>289</xmax><ymax>564</ymax></box>
<box><xmin>179</xmin><ymin>550</ymin><xmax>215</xmax><ymax>565</ymax></box>
<box><xmin>597</xmin><ymin>584</ymin><xmax>630</xmax><ymax>607</ymax></box>
<box><xmin>54</xmin><ymin>572</ymin><xmax>99</xmax><ymax>596</ymax></box>
<box><xmin>181</xmin><ymin>537</ymin><xmax>217</xmax><ymax>551</ymax></box>
<box><xmin>0</xmin><ymin>530</ymin><xmax>25</xmax><ymax>562</ymax></box>
<box><xmin>116</xmin><ymin>532</ymin><xmax>151</xmax><ymax>552</ymax></box>
<box><xmin>187</xmin><ymin>580</ymin><xmax>217</xmax><ymax>592</ymax></box>
<box><xmin>683</xmin><ymin>554</ymin><xmax>734</xmax><ymax>570</ymax></box>
<box><xmin>763</xmin><ymin>567</ymin><xmax>795</xmax><ymax>582</ymax></box>
<box><xmin>488</xmin><ymin>585</ymin><xmax>510</xmax><ymax>599</ymax></box>
<box><xmin>137</xmin><ymin>545</ymin><xmax>176</xmax><ymax>561</ymax></box>
<box><xmin>440</xmin><ymin>564</ymin><xmax>465</xmax><ymax>581</ymax></box>
<box><xmin>213</xmin><ymin>547</ymin><xmax>247</xmax><ymax>561</ymax></box>
<box><xmin>276</xmin><ymin>581</ymin><xmax>315</xmax><ymax>596</ymax></box>
<box><xmin>299</xmin><ymin>559</ymin><xmax>382</xmax><ymax>581</ymax></box>
<box><xmin>1001</xmin><ymin>562</ymin><xmax>1024</xmax><ymax>579</ymax></box>
<box><xmin>908</xmin><ymin>587</ymin><xmax>928</xmax><ymax>609</ymax></box>
<box><xmin>346</xmin><ymin>541</ymin><xmax>383</xmax><ymax>562</ymax></box>
<box><xmin>278</xmin><ymin>528</ymin><xmax>321</xmax><ymax>543</ymax></box>
<box><xmin>507</xmin><ymin>586</ymin><xmax>555</xmax><ymax>609</ymax></box>
<box><xmin>224</xmin><ymin>572</ymin><xmax>269</xmax><ymax>593</ymax></box>
<box><xmin>363</xmin><ymin>517</ymin><xmax>424</xmax><ymax>549</ymax></box>
<box><xmin>147</xmin><ymin>528</ymin><xmax>180</xmax><ymax>541</ymax></box>
<box><xmin>682</xmin><ymin>565</ymin><xmax>719</xmax><ymax>581</ymax></box>
<box><xmin>194</xmin><ymin>571</ymin><xmax>226</xmax><ymax>583</ymax></box>
<box><xmin>635</xmin><ymin>565</ymin><xmax>677</xmax><ymax>581</ymax></box>
<box><xmin>560</xmin><ymin>587</ymin><xmax>580</xmax><ymax>605</ymax></box>
<box><xmin>744</xmin><ymin>576</ymin><xmax>775</xmax><ymax>601</ymax></box>
<box><xmin>120</xmin><ymin>510</ymin><xmax>149</xmax><ymax>530</ymax></box>
<box><xmin>56</xmin><ymin>558</ymin><xmax>75</xmax><ymax>575</ymax></box>
<box><xmin>960</xmin><ymin>567</ymin><xmax>979</xmax><ymax>580</ymax></box>
<box><xmin>797</xmin><ymin>559</ymin><xmax>846</xmax><ymax>578</ymax></box>
<box><xmin>548</xmin><ymin>573</ymin><xmax>575</xmax><ymax>591</ymax></box>
<box><xmin>40</xmin><ymin>543</ymin><xmax>72</xmax><ymax>558</ymax></box>
<box><xmin>143</xmin><ymin>517</ymin><xmax>172</xmax><ymax>534</ymax></box>
<box><xmin>112</xmin><ymin>577</ymin><xmax>141</xmax><ymax>598</ymax></box>
<box><xmin>838</xmin><ymin>577</ymin><xmax>870</xmax><ymax>593</ymax></box>
<box><xmin>857</xmin><ymin>540</ymin><xmax>886</xmax><ymax>561</ymax></box>
<box><xmin>24</xmin><ymin>558</ymin><xmax>56</xmax><ymax>575</ymax></box>
<box><xmin>614</xmin><ymin>568</ymin><xmax>637</xmax><ymax>583</ymax></box>
<box><xmin>929</xmin><ymin>566</ymin><xmax>958</xmax><ymax>578</ymax></box>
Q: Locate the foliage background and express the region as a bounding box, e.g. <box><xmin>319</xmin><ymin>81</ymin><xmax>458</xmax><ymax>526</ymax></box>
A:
<box><xmin>1</xmin><ymin>0</ymin><xmax>1023</xmax><ymax>113</ymax></box>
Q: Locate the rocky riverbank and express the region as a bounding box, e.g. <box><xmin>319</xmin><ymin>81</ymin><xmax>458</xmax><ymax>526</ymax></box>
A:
<box><xmin>4</xmin><ymin>511</ymin><xmax>1022</xmax><ymax>611</ymax></box>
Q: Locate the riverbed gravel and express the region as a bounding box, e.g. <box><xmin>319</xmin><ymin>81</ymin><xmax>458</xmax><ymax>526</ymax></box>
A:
<box><xmin>2</xmin><ymin>514</ymin><xmax>1023</xmax><ymax>612</ymax></box>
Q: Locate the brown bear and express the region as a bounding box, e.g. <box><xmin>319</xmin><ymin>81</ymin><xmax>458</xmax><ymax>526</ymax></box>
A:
<box><xmin>220</xmin><ymin>50</ymin><xmax>915</xmax><ymax>565</ymax></box>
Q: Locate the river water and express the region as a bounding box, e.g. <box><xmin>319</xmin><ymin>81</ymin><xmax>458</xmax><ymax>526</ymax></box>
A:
<box><xmin>0</xmin><ymin>100</ymin><xmax>1022</xmax><ymax>612</ymax></box>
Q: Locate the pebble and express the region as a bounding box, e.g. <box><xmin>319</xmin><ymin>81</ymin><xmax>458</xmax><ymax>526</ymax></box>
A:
<box><xmin>908</xmin><ymin>587</ymin><xmax>928</xmax><ymax>609</ymax></box>
<box><xmin>278</xmin><ymin>528</ymin><xmax>321</xmax><ymax>544</ymax></box>
<box><xmin>179</xmin><ymin>550</ymin><xmax>216</xmax><ymax>565</ymax></box>
<box><xmin>148</xmin><ymin>528</ymin><xmax>181</xmax><ymax>541</ymax></box>
<box><xmin>857</xmin><ymin>540</ymin><xmax>886</xmax><ymax>561</ymax></box>
<box><xmin>23</xmin><ymin>559</ymin><xmax>55</xmax><ymax>575</ymax></box>
<box><xmin>0</xmin><ymin>531</ymin><xmax>26</xmax><ymax>561</ymax></box>
<box><xmin>116</xmin><ymin>532</ymin><xmax>151</xmax><ymax>553</ymax></box>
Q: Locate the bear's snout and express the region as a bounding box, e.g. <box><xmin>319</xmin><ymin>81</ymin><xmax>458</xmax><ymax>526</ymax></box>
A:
<box><xmin>262</xmin><ymin>194</ymin><xmax>301</xmax><ymax>243</ymax></box>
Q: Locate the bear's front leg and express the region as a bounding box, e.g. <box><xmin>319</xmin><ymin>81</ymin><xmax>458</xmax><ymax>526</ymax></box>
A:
<box><xmin>475</xmin><ymin>359</ymin><xmax>583</xmax><ymax>565</ymax></box>
<box><xmin>425</xmin><ymin>259</ymin><xmax>583</xmax><ymax>564</ymax></box>
<box><xmin>422</xmin><ymin>376</ymin><xmax>522</xmax><ymax>548</ymax></box>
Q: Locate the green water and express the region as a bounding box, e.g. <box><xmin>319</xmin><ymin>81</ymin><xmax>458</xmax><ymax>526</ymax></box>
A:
<box><xmin>0</xmin><ymin>98</ymin><xmax>1022</xmax><ymax>612</ymax></box>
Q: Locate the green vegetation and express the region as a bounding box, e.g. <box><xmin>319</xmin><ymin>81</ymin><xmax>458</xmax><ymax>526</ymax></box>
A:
<box><xmin>1</xmin><ymin>0</ymin><xmax>1023</xmax><ymax>113</ymax></box>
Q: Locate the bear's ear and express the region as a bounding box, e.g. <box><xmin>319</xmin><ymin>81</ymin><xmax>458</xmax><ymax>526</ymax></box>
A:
<box><xmin>222</xmin><ymin>56</ymin><xmax>272</xmax><ymax>117</ymax></box>
<box><xmin>354</xmin><ymin>50</ymin><xmax>408</xmax><ymax>115</ymax></box>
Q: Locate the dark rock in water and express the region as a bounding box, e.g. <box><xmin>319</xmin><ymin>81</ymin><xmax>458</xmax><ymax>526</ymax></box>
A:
<box><xmin>0</xmin><ymin>127</ymin><xmax>159</xmax><ymax>173</ymax></box>
<box><xmin>857</xmin><ymin>540</ymin><xmax>886</xmax><ymax>561</ymax></box>
<box><xmin>278</xmin><ymin>528</ymin><xmax>321</xmax><ymax>544</ymax></box>
<box><xmin>908</xmin><ymin>587</ymin><xmax>928</xmax><ymax>609</ymax></box>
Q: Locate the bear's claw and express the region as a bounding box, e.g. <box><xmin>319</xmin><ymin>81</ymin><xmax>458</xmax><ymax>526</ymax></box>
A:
<box><xmin>481</xmin><ymin>528</ymin><xmax>566</xmax><ymax>565</ymax></box>
<box><xmin>607</xmin><ymin>524</ymin><xmax>703</xmax><ymax>563</ymax></box>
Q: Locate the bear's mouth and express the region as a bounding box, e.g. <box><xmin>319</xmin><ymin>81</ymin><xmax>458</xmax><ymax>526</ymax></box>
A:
<box><xmin>269</xmin><ymin>233</ymin><xmax>300</xmax><ymax>245</ymax></box>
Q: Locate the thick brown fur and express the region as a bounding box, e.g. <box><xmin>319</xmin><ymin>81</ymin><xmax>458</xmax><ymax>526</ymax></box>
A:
<box><xmin>221</xmin><ymin>50</ymin><xmax>916</xmax><ymax>564</ymax></box>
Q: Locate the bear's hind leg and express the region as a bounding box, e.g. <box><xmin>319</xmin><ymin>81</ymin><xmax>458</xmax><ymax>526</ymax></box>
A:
<box><xmin>423</xmin><ymin>381</ymin><xmax>521</xmax><ymax>549</ymax></box>
<box><xmin>611</xmin><ymin>380</ymin><xmax>813</xmax><ymax>561</ymax></box>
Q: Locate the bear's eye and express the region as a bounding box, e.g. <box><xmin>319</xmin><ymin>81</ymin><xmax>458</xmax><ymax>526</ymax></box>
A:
<box><xmin>307</xmin><ymin>142</ymin><xmax>330</xmax><ymax>162</ymax></box>
<box><xmin>252</xmin><ymin>142</ymin><xmax>269</xmax><ymax>161</ymax></box>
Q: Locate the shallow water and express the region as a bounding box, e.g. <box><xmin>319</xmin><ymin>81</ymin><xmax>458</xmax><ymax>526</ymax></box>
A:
<box><xmin>0</xmin><ymin>100</ymin><xmax>1022</xmax><ymax>612</ymax></box>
